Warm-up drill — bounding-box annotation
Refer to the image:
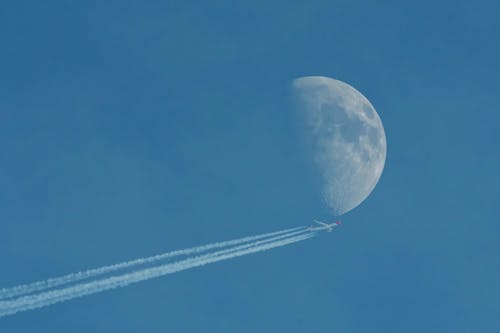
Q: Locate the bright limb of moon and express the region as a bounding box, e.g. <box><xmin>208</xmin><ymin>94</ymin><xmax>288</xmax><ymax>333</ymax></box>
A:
<box><xmin>292</xmin><ymin>76</ymin><xmax>387</xmax><ymax>216</ymax></box>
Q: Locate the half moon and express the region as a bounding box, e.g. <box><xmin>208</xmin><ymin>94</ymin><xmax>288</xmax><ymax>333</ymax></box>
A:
<box><xmin>292</xmin><ymin>76</ymin><xmax>387</xmax><ymax>216</ymax></box>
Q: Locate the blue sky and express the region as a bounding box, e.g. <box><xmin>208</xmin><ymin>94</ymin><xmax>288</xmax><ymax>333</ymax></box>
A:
<box><xmin>1</xmin><ymin>1</ymin><xmax>499</xmax><ymax>332</ymax></box>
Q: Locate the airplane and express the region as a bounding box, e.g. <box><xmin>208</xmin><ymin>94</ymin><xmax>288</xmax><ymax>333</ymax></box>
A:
<box><xmin>308</xmin><ymin>220</ymin><xmax>341</xmax><ymax>232</ymax></box>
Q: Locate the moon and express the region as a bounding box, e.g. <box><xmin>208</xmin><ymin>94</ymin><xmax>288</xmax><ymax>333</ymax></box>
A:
<box><xmin>291</xmin><ymin>76</ymin><xmax>387</xmax><ymax>216</ymax></box>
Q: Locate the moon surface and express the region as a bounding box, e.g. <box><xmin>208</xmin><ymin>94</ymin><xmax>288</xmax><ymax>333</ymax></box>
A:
<box><xmin>292</xmin><ymin>76</ymin><xmax>387</xmax><ymax>216</ymax></box>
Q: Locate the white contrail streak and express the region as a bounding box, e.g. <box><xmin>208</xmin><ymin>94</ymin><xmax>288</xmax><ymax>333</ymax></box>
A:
<box><xmin>0</xmin><ymin>230</ymin><xmax>309</xmax><ymax>312</ymax></box>
<box><xmin>0</xmin><ymin>230</ymin><xmax>315</xmax><ymax>318</ymax></box>
<box><xmin>0</xmin><ymin>226</ymin><xmax>305</xmax><ymax>300</ymax></box>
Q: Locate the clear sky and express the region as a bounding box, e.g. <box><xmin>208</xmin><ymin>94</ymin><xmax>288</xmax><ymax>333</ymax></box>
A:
<box><xmin>1</xmin><ymin>1</ymin><xmax>499</xmax><ymax>332</ymax></box>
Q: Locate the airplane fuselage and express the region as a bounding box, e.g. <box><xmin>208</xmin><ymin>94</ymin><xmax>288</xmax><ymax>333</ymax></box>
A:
<box><xmin>308</xmin><ymin>220</ymin><xmax>341</xmax><ymax>232</ymax></box>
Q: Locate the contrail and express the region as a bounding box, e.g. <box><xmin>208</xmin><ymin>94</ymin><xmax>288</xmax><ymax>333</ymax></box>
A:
<box><xmin>0</xmin><ymin>226</ymin><xmax>305</xmax><ymax>300</ymax></box>
<box><xmin>0</xmin><ymin>230</ymin><xmax>310</xmax><ymax>314</ymax></box>
<box><xmin>0</xmin><ymin>229</ymin><xmax>315</xmax><ymax>318</ymax></box>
